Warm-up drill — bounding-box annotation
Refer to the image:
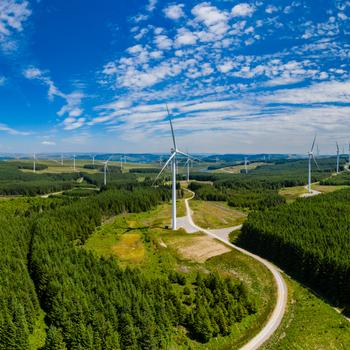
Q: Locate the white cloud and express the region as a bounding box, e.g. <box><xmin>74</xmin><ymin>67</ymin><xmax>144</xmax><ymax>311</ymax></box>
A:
<box><xmin>23</xmin><ymin>66</ymin><xmax>86</xmax><ymax>129</ymax></box>
<box><xmin>164</xmin><ymin>4</ymin><xmax>185</xmax><ymax>20</ymax></box>
<box><xmin>63</xmin><ymin>117</ymin><xmax>86</xmax><ymax>130</ymax></box>
<box><xmin>155</xmin><ymin>34</ymin><xmax>172</xmax><ymax>49</ymax></box>
<box><xmin>0</xmin><ymin>76</ymin><xmax>5</xmax><ymax>85</ymax></box>
<box><xmin>175</xmin><ymin>28</ymin><xmax>197</xmax><ymax>46</ymax></box>
<box><xmin>192</xmin><ymin>3</ymin><xmax>229</xmax><ymax>36</ymax></box>
<box><xmin>265</xmin><ymin>5</ymin><xmax>278</xmax><ymax>14</ymax></box>
<box><xmin>41</xmin><ymin>140</ymin><xmax>56</xmax><ymax>146</ymax></box>
<box><xmin>232</xmin><ymin>3</ymin><xmax>255</xmax><ymax>17</ymax></box>
<box><xmin>0</xmin><ymin>123</ymin><xmax>29</xmax><ymax>136</ymax></box>
<box><xmin>146</xmin><ymin>0</ymin><xmax>157</xmax><ymax>12</ymax></box>
<box><xmin>217</xmin><ymin>61</ymin><xmax>234</xmax><ymax>73</ymax></box>
<box><xmin>0</xmin><ymin>0</ymin><xmax>31</xmax><ymax>36</ymax></box>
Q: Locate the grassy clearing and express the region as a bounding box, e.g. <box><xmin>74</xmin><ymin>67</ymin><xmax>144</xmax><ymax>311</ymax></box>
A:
<box><xmin>190</xmin><ymin>200</ymin><xmax>247</xmax><ymax>229</ymax></box>
<box><xmin>111</xmin><ymin>233</ymin><xmax>145</xmax><ymax>264</ymax></box>
<box><xmin>279</xmin><ymin>186</ymin><xmax>308</xmax><ymax>203</ymax></box>
<box><xmin>262</xmin><ymin>276</ymin><xmax>350</xmax><ymax>350</ymax></box>
<box><xmin>312</xmin><ymin>184</ymin><xmax>350</xmax><ymax>193</ymax></box>
<box><xmin>214</xmin><ymin>162</ymin><xmax>267</xmax><ymax>174</ymax></box>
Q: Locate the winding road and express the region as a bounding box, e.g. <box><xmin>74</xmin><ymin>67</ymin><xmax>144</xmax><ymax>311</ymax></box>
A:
<box><xmin>178</xmin><ymin>190</ymin><xmax>288</xmax><ymax>350</ymax></box>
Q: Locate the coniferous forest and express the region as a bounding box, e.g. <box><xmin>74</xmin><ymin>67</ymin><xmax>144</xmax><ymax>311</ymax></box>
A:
<box><xmin>0</xmin><ymin>181</ymin><xmax>255</xmax><ymax>349</ymax></box>
<box><xmin>237</xmin><ymin>188</ymin><xmax>350</xmax><ymax>310</ymax></box>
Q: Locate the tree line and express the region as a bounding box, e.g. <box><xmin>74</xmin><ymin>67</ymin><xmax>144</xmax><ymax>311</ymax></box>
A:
<box><xmin>237</xmin><ymin>188</ymin><xmax>350</xmax><ymax>309</ymax></box>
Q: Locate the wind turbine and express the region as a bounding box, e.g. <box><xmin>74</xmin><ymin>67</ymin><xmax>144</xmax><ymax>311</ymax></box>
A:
<box><xmin>307</xmin><ymin>136</ymin><xmax>319</xmax><ymax>193</ymax></box>
<box><xmin>92</xmin><ymin>154</ymin><xmax>95</xmax><ymax>166</ymax></box>
<box><xmin>154</xmin><ymin>105</ymin><xmax>191</xmax><ymax>230</ymax></box>
<box><xmin>336</xmin><ymin>142</ymin><xmax>340</xmax><ymax>174</ymax></box>
<box><xmin>244</xmin><ymin>157</ymin><xmax>248</xmax><ymax>174</ymax></box>
<box><xmin>33</xmin><ymin>153</ymin><xmax>36</xmax><ymax>173</ymax></box>
<box><xmin>103</xmin><ymin>156</ymin><xmax>112</xmax><ymax>186</ymax></box>
<box><xmin>185</xmin><ymin>157</ymin><xmax>191</xmax><ymax>182</ymax></box>
<box><xmin>73</xmin><ymin>154</ymin><xmax>76</xmax><ymax>171</ymax></box>
<box><xmin>61</xmin><ymin>153</ymin><xmax>64</xmax><ymax>166</ymax></box>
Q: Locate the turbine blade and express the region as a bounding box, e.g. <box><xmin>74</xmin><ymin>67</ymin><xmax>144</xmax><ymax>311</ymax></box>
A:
<box><xmin>312</xmin><ymin>154</ymin><xmax>320</xmax><ymax>170</ymax></box>
<box><xmin>311</xmin><ymin>135</ymin><xmax>316</xmax><ymax>152</ymax></box>
<box><xmin>153</xmin><ymin>153</ymin><xmax>176</xmax><ymax>184</ymax></box>
<box><xmin>166</xmin><ymin>104</ymin><xmax>177</xmax><ymax>150</ymax></box>
<box><xmin>176</xmin><ymin>150</ymin><xmax>201</xmax><ymax>162</ymax></box>
<box><xmin>336</xmin><ymin>142</ymin><xmax>339</xmax><ymax>152</ymax></box>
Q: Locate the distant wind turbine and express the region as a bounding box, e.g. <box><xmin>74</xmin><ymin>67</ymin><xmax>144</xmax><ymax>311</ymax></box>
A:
<box><xmin>73</xmin><ymin>154</ymin><xmax>76</xmax><ymax>171</ymax></box>
<box><xmin>307</xmin><ymin>135</ymin><xmax>319</xmax><ymax>193</ymax></box>
<box><xmin>244</xmin><ymin>157</ymin><xmax>248</xmax><ymax>174</ymax></box>
<box><xmin>154</xmin><ymin>105</ymin><xmax>191</xmax><ymax>230</ymax></box>
<box><xmin>61</xmin><ymin>153</ymin><xmax>64</xmax><ymax>166</ymax></box>
<box><xmin>336</xmin><ymin>142</ymin><xmax>340</xmax><ymax>174</ymax></box>
<box><xmin>33</xmin><ymin>153</ymin><xmax>36</xmax><ymax>173</ymax></box>
<box><xmin>103</xmin><ymin>156</ymin><xmax>112</xmax><ymax>186</ymax></box>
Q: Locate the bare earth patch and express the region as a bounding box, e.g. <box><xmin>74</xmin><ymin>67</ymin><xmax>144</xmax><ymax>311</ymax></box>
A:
<box><xmin>169</xmin><ymin>235</ymin><xmax>230</xmax><ymax>263</ymax></box>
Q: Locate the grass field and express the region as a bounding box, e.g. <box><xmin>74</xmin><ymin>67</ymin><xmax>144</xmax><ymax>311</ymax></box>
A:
<box><xmin>262</xmin><ymin>276</ymin><xmax>350</xmax><ymax>350</ymax></box>
<box><xmin>279</xmin><ymin>186</ymin><xmax>308</xmax><ymax>203</ymax></box>
<box><xmin>213</xmin><ymin>162</ymin><xmax>267</xmax><ymax>174</ymax></box>
<box><xmin>190</xmin><ymin>200</ymin><xmax>247</xmax><ymax>229</ymax></box>
<box><xmin>312</xmin><ymin>184</ymin><xmax>350</xmax><ymax>193</ymax></box>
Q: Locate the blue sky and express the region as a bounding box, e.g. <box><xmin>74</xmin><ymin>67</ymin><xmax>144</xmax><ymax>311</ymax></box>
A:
<box><xmin>0</xmin><ymin>0</ymin><xmax>349</xmax><ymax>154</ymax></box>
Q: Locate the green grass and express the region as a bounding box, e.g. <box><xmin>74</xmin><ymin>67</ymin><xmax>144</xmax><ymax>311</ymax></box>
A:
<box><xmin>28</xmin><ymin>309</ymin><xmax>46</xmax><ymax>349</ymax></box>
<box><xmin>262</xmin><ymin>276</ymin><xmax>350</xmax><ymax>350</ymax></box>
<box><xmin>190</xmin><ymin>200</ymin><xmax>247</xmax><ymax>229</ymax></box>
<box><xmin>279</xmin><ymin>186</ymin><xmax>307</xmax><ymax>203</ymax></box>
<box><xmin>312</xmin><ymin>184</ymin><xmax>350</xmax><ymax>193</ymax></box>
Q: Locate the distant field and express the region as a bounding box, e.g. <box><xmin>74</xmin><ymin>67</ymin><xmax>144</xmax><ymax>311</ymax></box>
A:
<box><xmin>10</xmin><ymin>159</ymin><xmax>157</xmax><ymax>174</ymax></box>
<box><xmin>214</xmin><ymin>162</ymin><xmax>267</xmax><ymax>174</ymax></box>
<box><xmin>190</xmin><ymin>200</ymin><xmax>247</xmax><ymax>229</ymax></box>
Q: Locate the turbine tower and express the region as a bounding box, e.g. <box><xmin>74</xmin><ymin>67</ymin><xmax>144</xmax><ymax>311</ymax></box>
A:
<box><xmin>92</xmin><ymin>154</ymin><xmax>95</xmax><ymax>166</ymax></box>
<box><xmin>103</xmin><ymin>156</ymin><xmax>112</xmax><ymax>186</ymax></box>
<box><xmin>336</xmin><ymin>142</ymin><xmax>340</xmax><ymax>174</ymax></box>
<box><xmin>185</xmin><ymin>157</ymin><xmax>191</xmax><ymax>182</ymax></box>
<box><xmin>33</xmin><ymin>153</ymin><xmax>36</xmax><ymax>173</ymax></box>
<box><xmin>61</xmin><ymin>153</ymin><xmax>64</xmax><ymax>166</ymax></box>
<box><xmin>244</xmin><ymin>157</ymin><xmax>248</xmax><ymax>174</ymax></box>
<box><xmin>307</xmin><ymin>135</ymin><xmax>319</xmax><ymax>193</ymax></box>
<box><xmin>154</xmin><ymin>105</ymin><xmax>191</xmax><ymax>230</ymax></box>
<box><xmin>73</xmin><ymin>154</ymin><xmax>76</xmax><ymax>171</ymax></box>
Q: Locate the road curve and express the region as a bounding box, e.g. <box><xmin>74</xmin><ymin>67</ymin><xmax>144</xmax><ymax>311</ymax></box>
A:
<box><xmin>183</xmin><ymin>190</ymin><xmax>288</xmax><ymax>350</ymax></box>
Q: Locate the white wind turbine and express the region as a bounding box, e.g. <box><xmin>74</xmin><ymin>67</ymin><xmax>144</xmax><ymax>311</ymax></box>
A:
<box><xmin>33</xmin><ymin>153</ymin><xmax>36</xmax><ymax>173</ymax></box>
<box><xmin>336</xmin><ymin>142</ymin><xmax>340</xmax><ymax>174</ymax></box>
<box><xmin>73</xmin><ymin>154</ymin><xmax>76</xmax><ymax>171</ymax></box>
<box><xmin>307</xmin><ymin>135</ymin><xmax>319</xmax><ymax>193</ymax></box>
<box><xmin>244</xmin><ymin>156</ymin><xmax>248</xmax><ymax>174</ymax></box>
<box><xmin>154</xmin><ymin>105</ymin><xmax>191</xmax><ymax>230</ymax></box>
<box><xmin>61</xmin><ymin>153</ymin><xmax>64</xmax><ymax>166</ymax></box>
<box><xmin>103</xmin><ymin>156</ymin><xmax>112</xmax><ymax>186</ymax></box>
